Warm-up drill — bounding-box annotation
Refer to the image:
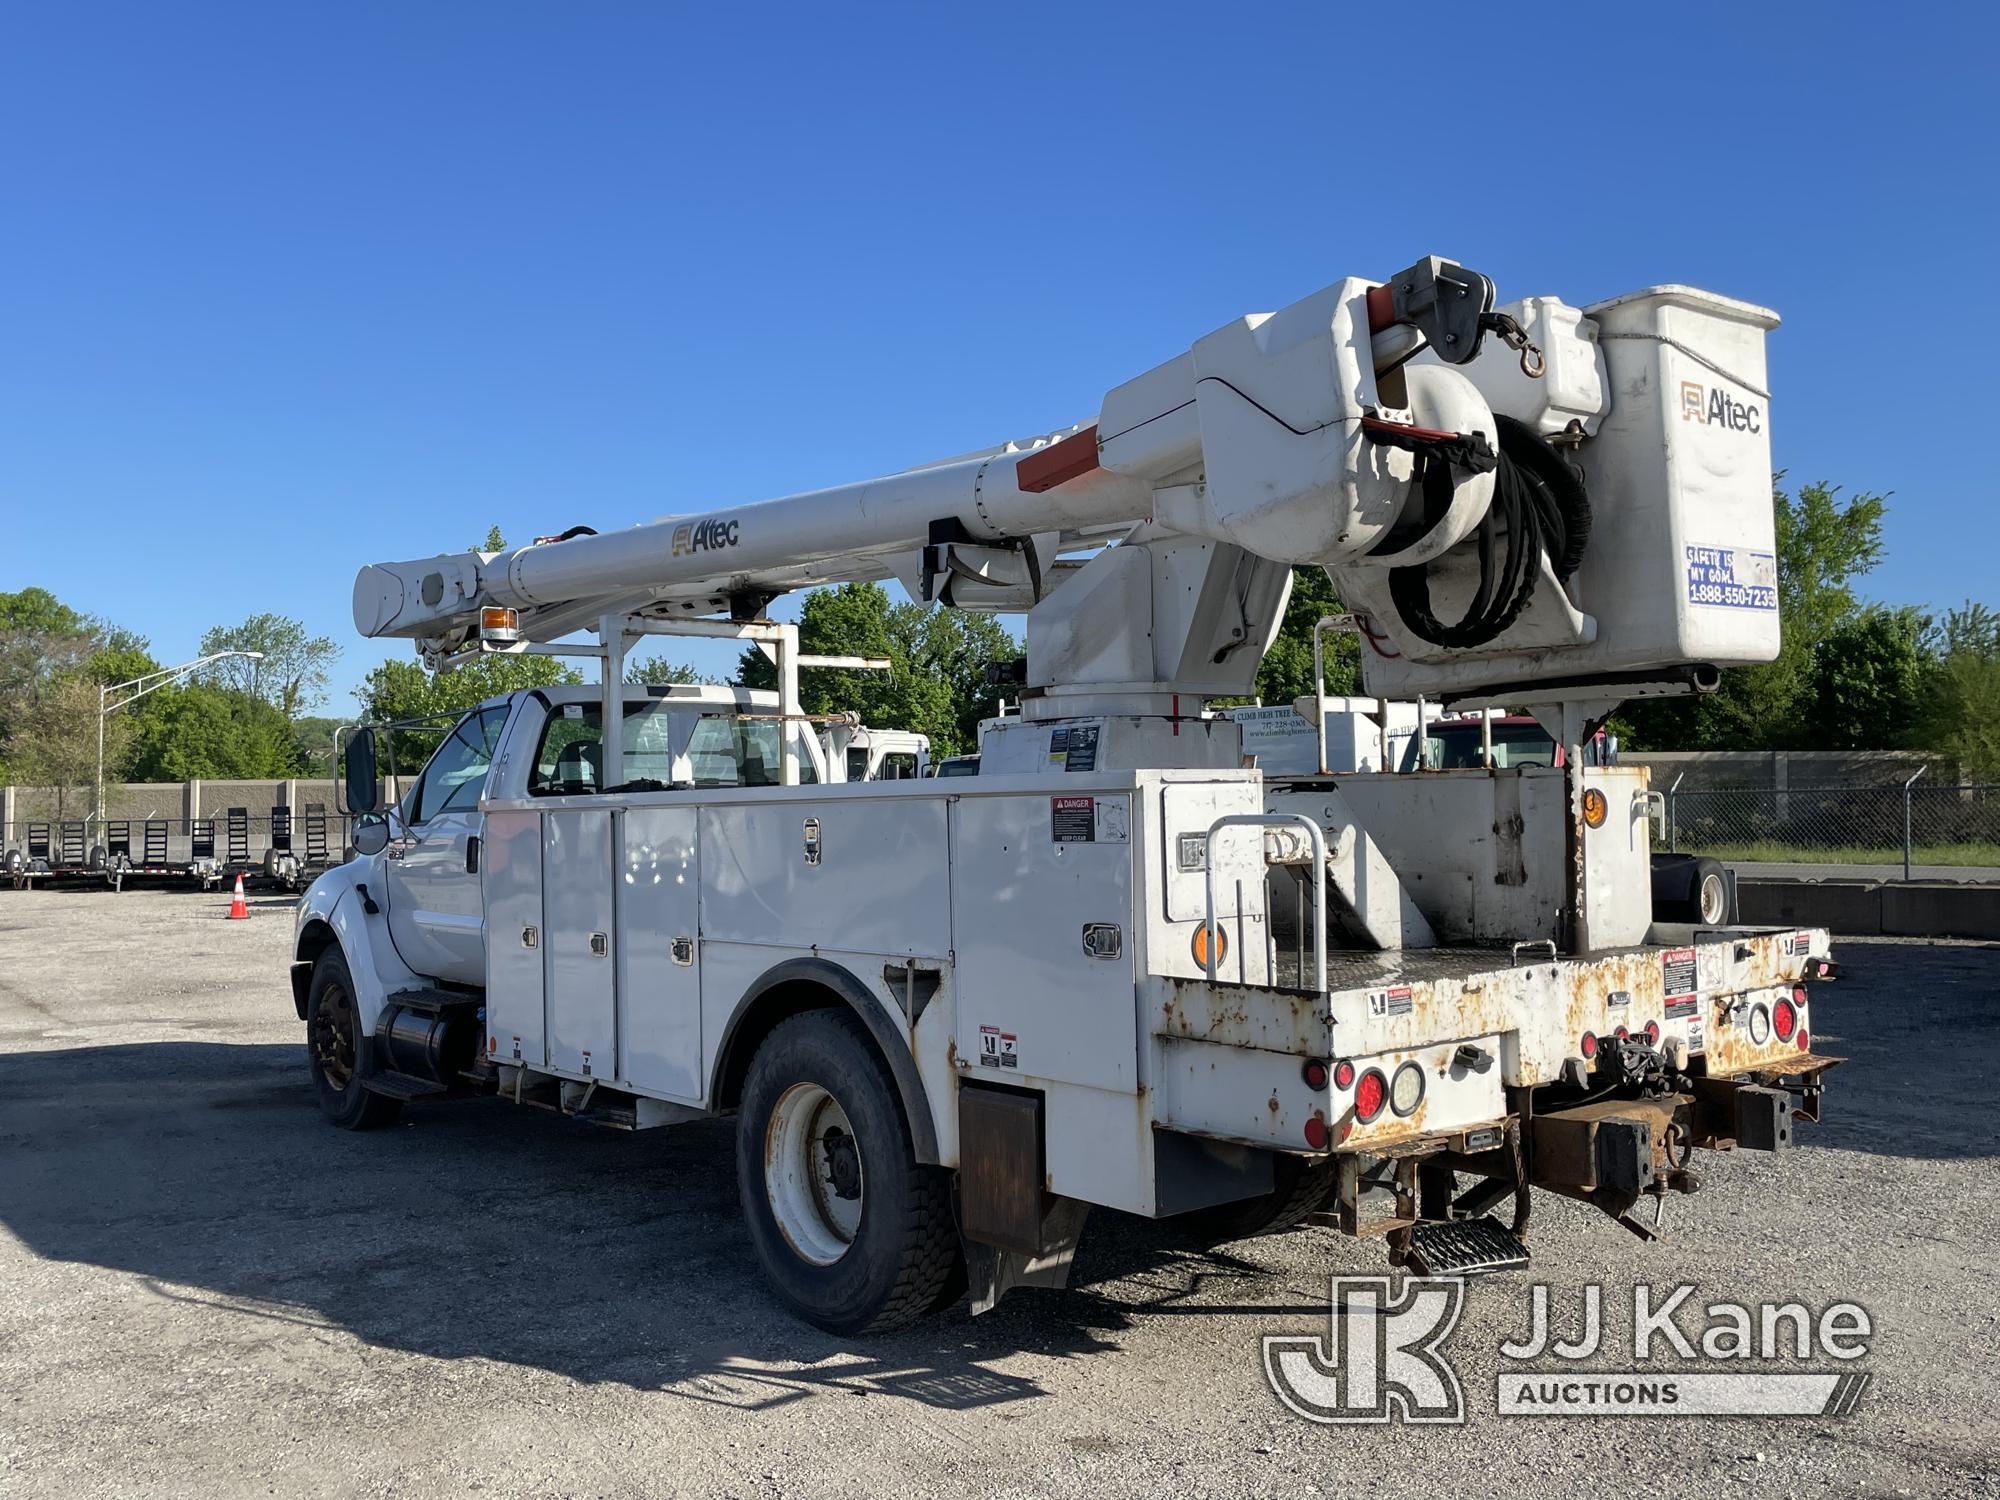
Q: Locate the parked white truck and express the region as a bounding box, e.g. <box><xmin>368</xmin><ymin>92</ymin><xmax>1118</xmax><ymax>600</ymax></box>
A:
<box><xmin>298</xmin><ymin>258</ymin><xmax>1836</xmax><ymax>1333</ymax></box>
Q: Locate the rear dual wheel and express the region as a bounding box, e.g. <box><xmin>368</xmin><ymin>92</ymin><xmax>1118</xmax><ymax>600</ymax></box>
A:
<box><xmin>1177</xmin><ymin>1154</ymin><xmax>1338</xmax><ymax>1246</ymax></box>
<box><xmin>736</xmin><ymin>1009</ymin><xmax>959</xmax><ymax>1334</ymax></box>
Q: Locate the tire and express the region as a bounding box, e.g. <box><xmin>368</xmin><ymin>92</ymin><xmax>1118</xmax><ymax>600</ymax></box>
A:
<box><xmin>1691</xmin><ymin>858</ymin><xmax>1730</xmax><ymax>926</ymax></box>
<box><xmin>305</xmin><ymin>946</ymin><xmax>403</xmax><ymax>1130</ymax></box>
<box><xmin>735</xmin><ymin>1008</ymin><xmax>958</xmax><ymax>1335</ymax></box>
<box><xmin>1177</xmin><ymin>1154</ymin><xmax>1337</xmax><ymax>1246</ymax></box>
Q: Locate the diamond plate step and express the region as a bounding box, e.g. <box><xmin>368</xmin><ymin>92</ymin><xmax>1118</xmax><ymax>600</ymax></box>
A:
<box><xmin>1404</xmin><ymin>1215</ymin><xmax>1529</xmax><ymax>1276</ymax></box>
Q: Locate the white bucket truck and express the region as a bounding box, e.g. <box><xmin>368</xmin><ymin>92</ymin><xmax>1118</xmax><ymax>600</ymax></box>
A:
<box><xmin>300</xmin><ymin>259</ymin><xmax>1835</xmax><ymax>1332</ymax></box>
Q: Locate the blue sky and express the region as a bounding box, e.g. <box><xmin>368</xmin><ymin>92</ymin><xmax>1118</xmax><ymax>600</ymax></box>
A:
<box><xmin>4</xmin><ymin>3</ymin><xmax>1994</xmax><ymax>708</ymax></box>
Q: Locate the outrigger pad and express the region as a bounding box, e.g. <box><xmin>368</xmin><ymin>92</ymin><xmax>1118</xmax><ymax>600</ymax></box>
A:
<box><xmin>1405</xmin><ymin>1216</ymin><xmax>1530</xmax><ymax>1277</ymax></box>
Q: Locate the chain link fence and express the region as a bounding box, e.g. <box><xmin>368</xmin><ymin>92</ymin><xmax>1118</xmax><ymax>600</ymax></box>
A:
<box><xmin>1663</xmin><ymin>779</ymin><xmax>2000</xmax><ymax>876</ymax></box>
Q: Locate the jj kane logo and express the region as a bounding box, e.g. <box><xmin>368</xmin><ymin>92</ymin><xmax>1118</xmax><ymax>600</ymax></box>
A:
<box><xmin>671</xmin><ymin>517</ymin><xmax>741</xmax><ymax>558</ymax></box>
<box><xmin>1680</xmin><ymin>379</ymin><xmax>1762</xmax><ymax>433</ymax></box>
<box><xmin>1264</xmin><ymin>1279</ymin><xmax>1873</xmax><ymax>1424</ymax></box>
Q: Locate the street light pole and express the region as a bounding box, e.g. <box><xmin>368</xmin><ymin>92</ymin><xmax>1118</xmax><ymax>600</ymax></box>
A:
<box><xmin>94</xmin><ymin>650</ymin><xmax>264</xmax><ymax>825</ymax></box>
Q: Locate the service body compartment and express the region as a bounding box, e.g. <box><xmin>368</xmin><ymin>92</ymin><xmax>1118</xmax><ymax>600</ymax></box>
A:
<box><xmin>482</xmin><ymin>807</ymin><xmax>547</xmax><ymax>1067</ymax></box>
<box><xmin>544</xmin><ymin>808</ymin><xmax>615</xmax><ymax>1078</ymax></box>
<box><xmin>619</xmin><ymin>806</ymin><xmax>702</xmax><ymax>1100</ymax></box>
<box><xmin>949</xmin><ymin>785</ymin><xmax>1139</xmax><ymax>1094</ymax></box>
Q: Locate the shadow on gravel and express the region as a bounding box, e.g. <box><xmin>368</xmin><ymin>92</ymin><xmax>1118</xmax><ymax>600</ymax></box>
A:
<box><xmin>2</xmin><ymin>940</ymin><xmax>1988</xmax><ymax>1410</ymax></box>
<box><xmin>0</xmin><ymin>1038</ymin><xmax>1306</xmax><ymax>1412</ymax></box>
<box><xmin>1795</xmin><ymin>940</ymin><xmax>2000</xmax><ymax>1161</ymax></box>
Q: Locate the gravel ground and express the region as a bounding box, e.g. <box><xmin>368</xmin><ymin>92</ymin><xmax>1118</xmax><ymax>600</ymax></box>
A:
<box><xmin>1</xmin><ymin>887</ymin><xmax>1996</xmax><ymax>1499</ymax></box>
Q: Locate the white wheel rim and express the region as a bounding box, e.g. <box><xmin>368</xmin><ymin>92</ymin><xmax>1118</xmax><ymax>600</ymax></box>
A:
<box><xmin>1699</xmin><ymin>873</ymin><xmax>1726</xmax><ymax>924</ymax></box>
<box><xmin>764</xmin><ymin>1082</ymin><xmax>864</xmax><ymax>1266</ymax></box>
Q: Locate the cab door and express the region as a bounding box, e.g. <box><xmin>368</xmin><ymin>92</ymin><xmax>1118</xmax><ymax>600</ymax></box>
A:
<box><xmin>383</xmin><ymin>706</ymin><xmax>507</xmax><ymax>985</ymax></box>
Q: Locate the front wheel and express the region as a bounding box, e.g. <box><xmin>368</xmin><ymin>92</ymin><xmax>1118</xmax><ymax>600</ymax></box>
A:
<box><xmin>305</xmin><ymin>946</ymin><xmax>403</xmax><ymax>1130</ymax></box>
<box><xmin>735</xmin><ymin>1008</ymin><xmax>958</xmax><ymax>1334</ymax></box>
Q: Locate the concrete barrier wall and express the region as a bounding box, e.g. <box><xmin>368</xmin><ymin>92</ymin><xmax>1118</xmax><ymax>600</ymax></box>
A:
<box><xmin>1739</xmin><ymin>879</ymin><xmax>2000</xmax><ymax>941</ymax></box>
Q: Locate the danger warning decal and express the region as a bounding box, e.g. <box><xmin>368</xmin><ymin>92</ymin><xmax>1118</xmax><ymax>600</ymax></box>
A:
<box><xmin>977</xmin><ymin>1024</ymin><xmax>1018</xmax><ymax>1069</ymax></box>
<box><xmin>1662</xmin><ymin>946</ymin><xmax>1698</xmax><ymax>1018</ymax></box>
<box><xmin>1368</xmin><ymin>985</ymin><xmax>1414</xmax><ymax>1018</ymax></box>
<box><xmin>1051</xmin><ymin>795</ymin><xmax>1095</xmax><ymax>842</ymax></box>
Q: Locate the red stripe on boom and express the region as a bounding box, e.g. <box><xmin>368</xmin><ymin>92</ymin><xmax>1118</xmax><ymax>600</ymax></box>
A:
<box><xmin>1015</xmin><ymin>425</ymin><xmax>1100</xmax><ymax>493</ymax></box>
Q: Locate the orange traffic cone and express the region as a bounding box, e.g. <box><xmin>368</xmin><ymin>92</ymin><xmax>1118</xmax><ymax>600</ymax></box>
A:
<box><xmin>227</xmin><ymin>873</ymin><xmax>249</xmax><ymax>920</ymax></box>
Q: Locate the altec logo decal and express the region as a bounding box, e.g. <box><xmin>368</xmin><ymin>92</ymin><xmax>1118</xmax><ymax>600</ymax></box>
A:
<box><xmin>1680</xmin><ymin>380</ymin><xmax>1762</xmax><ymax>433</ymax></box>
<box><xmin>670</xmin><ymin>517</ymin><xmax>741</xmax><ymax>557</ymax></box>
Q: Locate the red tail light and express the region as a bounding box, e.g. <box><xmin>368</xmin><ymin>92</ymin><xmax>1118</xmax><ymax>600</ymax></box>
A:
<box><xmin>1773</xmin><ymin>996</ymin><xmax>1798</xmax><ymax>1042</ymax></box>
<box><xmin>1796</xmin><ymin>1029</ymin><xmax>1810</xmax><ymax>1052</ymax></box>
<box><xmin>1580</xmin><ymin>1031</ymin><xmax>1598</xmax><ymax>1059</ymax></box>
<box><xmin>1354</xmin><ymin>1069</ymin><xmax>1388</xmax><ymax>1124</ymax></box>
<box><xmin>1303</xmin><ymin>1115</ymin><xmax>1329</xmax><ymax>1149</ymax></box>
<box><xmin>1644</xmin><ymin>1020</ymin><xmax>1661</xmax><ymax>1044</ymax></box>
<box><xmin>1302</xmin><ymin>1059</ymin><xmax>1329</xmax><ymax>1090</ymax></box>
<box><xmin>1614</xmin><ymin>1025</ymin><xmax>1629</xmax><ymax>1040</ymax></box>
<box><xmin>1333</xmin><ymin>1059</ymin><xmax>1356</xmax><ymax>1090</ymax></box>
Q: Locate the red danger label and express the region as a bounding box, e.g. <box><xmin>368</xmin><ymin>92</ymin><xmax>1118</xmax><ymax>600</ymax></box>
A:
<box><xmin>1662</xmin><ymin>946</ymin><xmax>1697</xmax><ymax>1000</ymax></box>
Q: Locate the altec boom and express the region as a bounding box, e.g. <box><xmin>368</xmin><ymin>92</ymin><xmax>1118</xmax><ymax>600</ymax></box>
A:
<box><xmin>303</xmin><ymin>257</ymin><xmax>1832</xmax><ymax>1333</ymax></box>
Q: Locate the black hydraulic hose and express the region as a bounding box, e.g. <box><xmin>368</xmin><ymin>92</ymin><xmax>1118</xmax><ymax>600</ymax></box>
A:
<box><xmin>1386</xmin><ymin>414</ymin><xmax>1591</xmax><ymax>649</ymax></box>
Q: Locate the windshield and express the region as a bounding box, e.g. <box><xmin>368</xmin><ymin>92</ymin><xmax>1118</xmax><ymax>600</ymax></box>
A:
<box><xmin>408</xmin><ymin>707</ymin><xmax>508</xmax><ymax>822</ymax></box>
<box><xmin>530</xmin><ymin>701</ymin><xmax>817</xmax><ymax>794</ymax></box>
<box><xmin>1406</xmin><ymin>723</ymin><xmax>1557</xmax><ymax>771</ymax></box>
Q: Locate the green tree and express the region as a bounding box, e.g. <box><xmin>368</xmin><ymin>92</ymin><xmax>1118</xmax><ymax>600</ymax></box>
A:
<box><xmin>7</xmin><ymin>675</ymin><xmax>128</xmax><ymax>815</ymax></box>
<box><xmin>0</xmin><ymin>588</ymin><xmax>156</xmax><ymax>786</ymax></box>
<box><xmin>358</xmin><ymin>652</ymin><xmax>581</xmax><ymax>772</ymax></box>
<box><xmin>1253</xmin><ymin>567</ymin><xmax>1359</xmax><ymax>706</ymax></box>
<box><xmin>1796</xmin><ymin>607</ymin><xmax>1929</xmax><ymax>750</ymax></box>
<box><xmin>1917</xmin><ymin>603</ymin><xmax>2000</xmax><ymax>779</ymax></box>
<box><xmin>479</xmin><ymin>524</ymin><xmax>508</xmax><ymax>552</ymax></box>
<box><xmin>1621</xmin><ymin>479</ymin><xmax>1891</xmax><ymax>750</ymax></box>
<box><xmin>737</xmin><ymin>584</ymin><xmax>1015</xmax><ymax>756</ymax></box>
<box><xmin>125</xmin><ymin>685</ymin><xmax>304</xmax><ymax>779</ymax></box>
<box><xmin>625</xmin><ymin>654</ymin><xmax>709</xmax><ymax>686</ymax></box>
<box><xmin>199</xmin><ymin>612</ymin><xmax>340</xmax><ymax>721</ymax></box>
<box><xmin>291</xmin><ymin>714</ymin><xmax>345</xmax><ymax>773</ymax></box>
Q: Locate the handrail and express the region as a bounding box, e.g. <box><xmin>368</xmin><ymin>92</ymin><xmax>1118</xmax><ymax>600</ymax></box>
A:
<box><xmin>1201</xmin><ymin>813</ymin><xmax>1327</xmax><ymax>994</ymax></box>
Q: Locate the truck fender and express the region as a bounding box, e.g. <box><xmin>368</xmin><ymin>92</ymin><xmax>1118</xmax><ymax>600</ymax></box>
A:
<box><xmin>291</xmin><ymin>864</ymin><xmax>423</xmax><ymax>1036</ymax></box>
<box><xmin>713</xmin><ymin>956</ymin><xmax>942</xmax><ymax>1166</ymax></box>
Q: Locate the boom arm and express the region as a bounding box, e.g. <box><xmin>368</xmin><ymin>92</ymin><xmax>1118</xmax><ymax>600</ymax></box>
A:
<box><xmin>352</xmin><ymin>257</ymin><xmax>1780</xmax><ymax>717</ymax></box>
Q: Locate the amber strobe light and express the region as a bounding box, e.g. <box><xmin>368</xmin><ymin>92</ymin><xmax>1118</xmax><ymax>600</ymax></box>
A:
<box><xmin>1190</xmin><ymin>922</ymin><xmax>1227</xmax><ymax>970</ymax></box>
<box><xmin>1581</xmin><ymin>787</ymin><xmax>1608</xmax><ymax>828</ymax></box>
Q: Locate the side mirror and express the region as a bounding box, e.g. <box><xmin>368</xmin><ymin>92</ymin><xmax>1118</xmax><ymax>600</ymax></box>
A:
<box><xmin>345</xmin><ymin>728</ymin><xmax>380</xmax><ymax>815</ymax></box>
<box><xmin>352</xmin><ymin>813</ymin><xmax>390</xmax><ymax>857</ymax></box>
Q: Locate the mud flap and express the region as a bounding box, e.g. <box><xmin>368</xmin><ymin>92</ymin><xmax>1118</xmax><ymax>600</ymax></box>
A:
<box><xmin>966</xmin><ymin>1196</ymin><xmax>1090</xmax><ymax>1315</ymax></box>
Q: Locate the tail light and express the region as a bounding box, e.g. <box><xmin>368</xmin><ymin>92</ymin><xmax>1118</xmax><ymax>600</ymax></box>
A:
<box><xmin>1333</xmin><ymin>1059</ymin><xmax>1356</xmax><ymax>1090</ymax></box>
<box><xmin>1797</xmin><ymin>1029</ymin><xmax>1810</xmax><ymax>1052</ymax></box>
<box><xmin>1354</xmin><ymin>1068</ymin><xmax>1388</xmax><ymax>1124</ymax></box>
<box><xmin>1303</xmin><ymin>1115</ymin><xmax>1329</xmax><ymax>1149</ymax></box>
<box><xmin>1302</xmin><ymin>1059</ymin><xmax>1329</xmax><ymax>1090</ymax></box>
<box><xmin>1773</xmin><ymin>996</ymin><xmax>1798</xmax><ymax>1042</ymax></box>
<box><xmin>1644</xmin><ymin>1020</ymin><xmax>1661</xmax><ymax>1044</ymax></box>
<box><xmin>1580</xmin><ymin>1031</ymin><xmax>1598</xmax><ymax>1060</ymax></box>
<box><xmin>1614</xmin><ymin>1025</ymin><xmax>1629</xmax><ymax>1040</ymax></box>
<box><xmin>1747</xmin><ymin>1003</ymin><xmax>1771</xmax><ymax>1045</ymax></box>
<box><xmin>1389</xmin><ymin>1062</ymin><xmax>1426</xmax><ymax>1117</ymax></box>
